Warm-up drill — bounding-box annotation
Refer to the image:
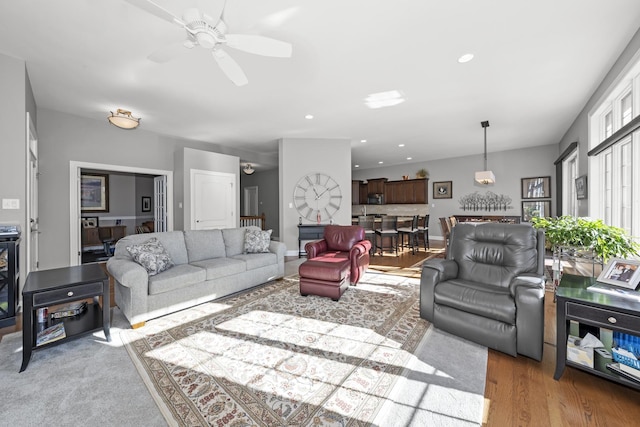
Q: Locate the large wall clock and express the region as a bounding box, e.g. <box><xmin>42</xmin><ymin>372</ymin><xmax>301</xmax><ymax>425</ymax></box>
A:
<box><xmin>294</xmin><ymin>172</ymin><xmax>342</xmax><ymax>221</ymax></box>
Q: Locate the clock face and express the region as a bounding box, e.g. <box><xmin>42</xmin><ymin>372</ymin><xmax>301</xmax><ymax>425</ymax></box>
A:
<box><xmin>294</xmin><ymin>173</ymin><xmax>342</xmax><ymax>221</ymax></box>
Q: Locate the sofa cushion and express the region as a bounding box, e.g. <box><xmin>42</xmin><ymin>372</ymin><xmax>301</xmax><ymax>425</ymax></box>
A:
<box><xmin>434</xmin><ymin>278</ymin><xmax>516</xmax><ymax>325</ymax></box>
<box><xmin>191</xmin><ymin>257</ymin><xmax>247</xmax><ymax>280</ymax></box>
<box><xmin>222</xmin><ymin>228</ymin><xmax>248</xmax><ymax>256</ymax></box>
<box><xmin>183</xmin><ymin>229</ymin><xmax>226</xmax><ymax>262</ymax></box>
<box><xmin>232</xmin><ymin>252</ymin><xmax>278</xmax><ymax>270</ymax></box>
<box><xmin>148</xmin><ymin>264</ymin><xmax>207</xmax><ymax>295</ymax></box>
<box><xmin>116</xmin><ymin>231</ymin><xmax>189</xmax><ymax>265</ymax></box>
<box><xmin>126</xmin><ymin>238</ymin><xmax>174</xmax><ymax>276</ymax></box>
<box><xmin>244</xmin><ymin>229</ymin><xmax>272</xmax><ymax>253</ymax></box>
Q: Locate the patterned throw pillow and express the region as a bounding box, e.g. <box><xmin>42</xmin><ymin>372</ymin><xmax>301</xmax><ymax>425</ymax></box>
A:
<box><xmin>126</xmin><ymin>238</ymin><xmax>174</xmax><ymax>276</ymax></box>
<box><xmin>244</xmin><ymin>229</ymin><xmax>272</xmax><ymax>253</ymax></box>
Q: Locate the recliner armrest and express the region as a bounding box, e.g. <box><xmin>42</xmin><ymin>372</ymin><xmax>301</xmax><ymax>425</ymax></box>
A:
<box><xmin>508</xmin><ymin>274</ymin><xmax>546</xmax><ymax>295</ymax></box>
<box><xmin>419</xmin><ymin>259</ymin><xmax>458</xmax><ymax>321</ymax></box>
<box><xmin>349</xmin><ymin>240</ymin><xmax>372</xmax><ymax>258</ymax></box>
<box><xmin>423</xmin><ymin>259</ymin><xmax>458</xmax><ymax>282</ymax></box>
<box><xmin>305</xmin><ymin>240</ymin><xmax>328</xmax><ymax>259</ymax></box>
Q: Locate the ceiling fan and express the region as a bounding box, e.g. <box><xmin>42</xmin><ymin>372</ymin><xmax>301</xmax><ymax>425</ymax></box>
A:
<box><xmin>125</xmin><ymin>0</ymin><xmax>293</xmax><ymax>86</ymax></box>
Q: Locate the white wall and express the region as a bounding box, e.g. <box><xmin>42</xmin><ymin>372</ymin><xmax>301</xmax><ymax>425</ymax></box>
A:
<box><xmin>279</xmin><ymin>138</ymin><xmax>352</xmax><ymax>255</ymax></box>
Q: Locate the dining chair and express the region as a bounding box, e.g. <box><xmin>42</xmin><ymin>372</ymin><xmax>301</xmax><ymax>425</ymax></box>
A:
<box><xmin>374</xmin><ymin>215</ymin><xmax>398</xmax><ymax>256</ymax></box>
<box><xmin>418</xmin><ymin>214</ymin><xmax>430</xmax><ymax>250</ymax></box>
<box><xmin>398</xmin><ymin>215</ymin><xmax>420</xmax><ymax>254</ymax></box>
<box><xmin>439</xmin><ymin>217</ymin><xmax>451</xmax><ymax>256</ymax></box>
<box><xmin>358</xmin><ymin>215</ymin><xmax>376</xmax><ymax>254</ymax></box>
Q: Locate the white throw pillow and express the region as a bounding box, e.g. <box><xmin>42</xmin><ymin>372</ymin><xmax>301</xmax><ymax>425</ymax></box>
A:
<box><xmin>126</xmin><ymin>238</ymin><xmax>174</xmax><ymax>276</ymax></box>
<box><xmin>244</xmin><ymin>229</ymin><xmax>272</xmax><ymax>253</ymax></box>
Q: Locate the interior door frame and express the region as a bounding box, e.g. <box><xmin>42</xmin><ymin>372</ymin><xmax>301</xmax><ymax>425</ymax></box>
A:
<box><xmin>69</xmin><ymin>161</ymin><xmax>173</xmax><ymax>265</ymax></box>
<box><xmin>25</xmin><ymin>111</ymin><xmax>39</xmax><ymax>275</ymax></box>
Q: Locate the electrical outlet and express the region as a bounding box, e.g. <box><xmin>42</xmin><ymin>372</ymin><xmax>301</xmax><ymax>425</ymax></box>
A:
<box><xmin>2</xmin><ymin>199</ymin><xmax>20</xmax><ymax>209</ymax></box>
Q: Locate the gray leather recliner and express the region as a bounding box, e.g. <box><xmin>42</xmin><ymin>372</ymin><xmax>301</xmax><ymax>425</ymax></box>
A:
<box><xmin>420</xmin><ymin>223</ymin><xmax>546</xmax><ymax>361</ymax></box>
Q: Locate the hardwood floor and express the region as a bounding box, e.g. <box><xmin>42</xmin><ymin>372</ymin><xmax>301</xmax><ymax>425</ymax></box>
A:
<box><xmin>4</xmin><ymin>242</ymin><xmax>640</xmax><ymax>426</ymax></box>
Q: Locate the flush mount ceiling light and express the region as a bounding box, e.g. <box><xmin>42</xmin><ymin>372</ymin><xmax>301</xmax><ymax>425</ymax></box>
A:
<box><xmin>364</xmin><ymin>90</ymin><xmax>405</xmax><ymax>109</ymax></box>
<box><xmin>108</xmin><ymin>109</ymin><xmax>140</xmax><ymax>130</ymax></box>
<box><xmin>458</xmin><ymin>53</ymin><xmax>475</xmax><ymax>63</ymax></box>
<box><xmin>475</xmin><ymin>120</ymin><xmax>496</xmax><ymax>185</ymax></box>
<box><xmin>243</xmin><ymin>163</ymin><xmax>255</xmax><ymax>175</ymax></box>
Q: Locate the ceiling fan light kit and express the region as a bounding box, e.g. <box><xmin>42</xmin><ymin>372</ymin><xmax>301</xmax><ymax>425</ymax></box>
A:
<box><xmin>126</xmin><ymin>0</ymin><xmax>293</xmax><ymax>86</ymax></box>
<box><xmin>475</xmin><ymin>120</ymin><xmax>495</xmax><ymax>185</ymax></box>
<box><xmin>108</xmin><ymin>109</ymin><xmax>140</xmax><ymax>130</ymax></box>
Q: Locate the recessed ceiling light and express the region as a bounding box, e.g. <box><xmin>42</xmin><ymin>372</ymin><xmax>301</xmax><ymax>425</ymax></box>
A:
<box><xmin>378</xmin><ymin>161</ymin><xmax>384</xmax><ymax>164</ymax></box>
<box><xmin>360</xmin><ymin>139</ymin><xmax>367</xmax><ymax>143</ymax></box>
<box><xmin>398</xmin><ymin>144</ymin><xmax>405</xmax><ymax>147</ymax></box>
<box><xmin>354</xmin><ymin>164</ymin><xmax>360</xmax><ymax>168</ymax></box>
<box><xmin>406</xmin><ymin>157</ymin><xmax>412</xmax><ymax>160</ymax></box>
<box><xmin>458</xmin><ymin>53</ymin><xmax>474</xmax><ymax>63</ymax></box>
<box><xmin>364</xmin><ymin>90</ymin><xmax>405</xmax><ymax>109</ymax></box>
<box><xmin>305</xmin><ymin>114</ymin><xmax>314</xmax><ymax>119</ymax></box>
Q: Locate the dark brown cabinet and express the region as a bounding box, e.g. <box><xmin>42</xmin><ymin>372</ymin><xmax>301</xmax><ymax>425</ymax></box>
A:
<box><xmin>367</xmin><ymin>178</ymin><xmax>388</xmax><ymax>195</ymax></box>
<box><xmin>385</xmin><ymin>178</ymin><xmax>428</xmax><ymax>204</ymax></box>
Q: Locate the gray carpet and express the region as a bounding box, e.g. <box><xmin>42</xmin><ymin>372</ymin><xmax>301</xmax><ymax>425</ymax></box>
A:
<box><xmin>0</xmin><ymin>274</ymin><xmax>487</xmax><ymax>426</ymax></box>
<box><xmin>0</xmin><ymin>307</ymin><xmax>166</xmax><ymax>426</ymax></box>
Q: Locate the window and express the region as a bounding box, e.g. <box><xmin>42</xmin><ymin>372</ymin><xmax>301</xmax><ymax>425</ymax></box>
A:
<box><xmin>589</xmin><ymin>60</ymin><xmax>640</xmax><ymax>239</ymax></box>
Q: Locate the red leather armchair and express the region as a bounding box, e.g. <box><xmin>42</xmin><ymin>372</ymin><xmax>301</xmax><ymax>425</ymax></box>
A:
<box><xmin>299</xmin><ymin>225</ymin><xmax>372</xmax><ymax>300</ymax></box>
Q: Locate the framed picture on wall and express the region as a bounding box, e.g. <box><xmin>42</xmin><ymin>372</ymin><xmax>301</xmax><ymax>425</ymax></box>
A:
<box><xmin>81</xmin><ymin>173</ymin><xmax>109</xmax><ymax>212</ymax></box>
<box><xmin>432</xmin><ymin>181</ymin><xmax>453</xmax><ymax>199</ymax></box>
<box><xmin>521</xmin><ymin>176</ymin><xmax>551</xmax><ymax>199</ymax></box>
<box><xmin>521</xmin><ymin>200</ymin><xmax>551</xmax><ymax>222</ymax></box>
<box><xmin>575</xmin><ymin>175</ymin><xmax>588</xmax><ymax>199</ymax></box>
<box><xmin>142</xmin><ymin>196</ymin><xmax>151</xmax><ymax>212</ymax></box>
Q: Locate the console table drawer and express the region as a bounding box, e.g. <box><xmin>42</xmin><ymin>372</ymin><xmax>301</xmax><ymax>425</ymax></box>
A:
<box><xmin>566</xmin><ymin>302</ymin><xmax>639</xmax><ymax>331</ymax></box>
<box><xmin>33</xmin><ymin>281</ymin><xmax>104</xmax><ymax>306</ymax></box>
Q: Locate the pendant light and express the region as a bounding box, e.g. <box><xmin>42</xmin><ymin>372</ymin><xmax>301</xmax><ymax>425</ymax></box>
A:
<box><xmin>475</xmin><ymin>120</ymin><xmax>495</xmax><ymax>184</ymax></box>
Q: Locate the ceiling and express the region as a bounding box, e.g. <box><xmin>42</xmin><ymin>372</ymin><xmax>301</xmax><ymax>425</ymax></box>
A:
<box><xmin>2</xmin><ymin>1</ymin><xmax>640</xmax><ymax>173</ymax></box>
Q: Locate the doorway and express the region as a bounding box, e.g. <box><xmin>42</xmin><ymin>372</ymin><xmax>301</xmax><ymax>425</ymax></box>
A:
<box><xmin>69</xmin><ymin>161</ymin><xmax>173</xmax><ymax>266</ymax></box>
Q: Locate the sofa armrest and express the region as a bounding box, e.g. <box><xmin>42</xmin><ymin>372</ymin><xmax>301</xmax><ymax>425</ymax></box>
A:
<box><xmin>419</xmin><ymin>259</ymin><xmax>458</xmax><ymax>321</ymax></box>
<box><xmin>349</xmin><ymin>240</ymin><xmax>372</xmax><ymax>259</ymax></box>
<box><xmin>106</xmin><ymin>258</ymin><xmax>149</xmax><ymax>289</ymax></box>
<box><xmin>305</xmin><ymin>240</ymin><xmax>328</xmax><ymax>259</ymax></box>
<box><xmin>268</xmin><ymin>240</ymin><xmax>286</xmax><ymax>258</ymax></box>
<box><xmin>511</xmin><ymin>274</ymin><xmax>546</xmax><ymax>361</ymax></box>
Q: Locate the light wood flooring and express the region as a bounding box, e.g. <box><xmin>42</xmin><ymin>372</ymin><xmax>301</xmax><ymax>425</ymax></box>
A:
<box><xmin>3</xmin><ymin>241</ymin><xmax>640</xmax><ymax>426</ymax></box>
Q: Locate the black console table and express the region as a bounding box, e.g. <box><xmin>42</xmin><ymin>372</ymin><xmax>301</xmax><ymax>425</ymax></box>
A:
<box><xmin>554</xmin><ymin>273</ymin><xmax>640</xmax><ymax>390</ymax></box>
<box><xmin>20</xmin><ymin>263</ymin><xmax>111</xmax><ymax>372</ymax></box>
<box><xmin>297</xmin><ymin>224</ymin><xmax>326</xmax><ymax>257</ymax></box>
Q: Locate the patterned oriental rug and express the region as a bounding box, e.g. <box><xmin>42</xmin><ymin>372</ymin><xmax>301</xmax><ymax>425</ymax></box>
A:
<box><xmin>122</xmin><ymin>272</ymin><xmax>486</xmax><ymax>426</ymax></box>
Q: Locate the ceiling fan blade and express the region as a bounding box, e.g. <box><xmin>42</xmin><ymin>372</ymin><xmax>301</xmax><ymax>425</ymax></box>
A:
<box><xmin>148</xmin><ymin>42</ymin><xmax>190</xmax><ymax>63</ymax></box>
<box><xmin>225</xmin><ymin>34</ymin><xmax>292</xmax><ymax>58</ymax></box>
<box><xmin>212</xmin><ymin>49</ymin><xmax>248</xmax><ymax>86</ymax></box>
<box><xmin>125</xmin><ymin>0</ymin><xmax>186</xmax><ymax>27</ymax></box>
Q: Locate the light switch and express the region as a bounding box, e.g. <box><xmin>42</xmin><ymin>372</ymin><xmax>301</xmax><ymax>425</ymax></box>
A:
<box><xmin>2</xmin><ymin>199</ymin><xmax>20</xmax><ymax>209</ymax></box>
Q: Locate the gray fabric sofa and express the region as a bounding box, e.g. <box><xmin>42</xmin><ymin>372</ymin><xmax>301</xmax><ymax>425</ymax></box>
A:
<box><xmin>107</xmin><ymin>227</ymin><xmax>285</xmax><ymax>328</ymax></box>
<box><xmin>419</xmin><ymin>223</ymin><xmax>546</xmax><ymax>361</ymax></box>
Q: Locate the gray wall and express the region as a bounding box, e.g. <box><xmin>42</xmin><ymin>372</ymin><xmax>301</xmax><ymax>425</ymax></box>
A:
<box><xmin>240</xmin><ymin>168</ymin><xmax>280</xmax><ymax>238</ymax></box>
<box><xmin>353</xmin><ymin>144</ymin><xmax>558</xmax><ymax>238</ymax></box>
<box><xmin>279</xmin><ymin>138</ymin><xmax>352</xmax><ymax>256</ymax></box>
<box><xmin>558</xmin><ymin>27</ymin><xmax>640</xmax><ymax>216</ymax></box>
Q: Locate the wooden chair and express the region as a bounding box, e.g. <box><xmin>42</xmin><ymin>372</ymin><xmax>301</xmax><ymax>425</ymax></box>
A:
<box><xmin>398</xmin><ymin>215</ymin><xmax>420</xmax><ymax>254</ymax></box>
<box><xmin>374</xmin><ymin>216</ymin><xmax>398</xmax><ymax>256</ymax></box>
<box><xmin>439</xmin><ymin>217</ymin><xmax>451</xmax><ymax>257</ymax></box>
<box><xmin>358</xmin><ymin>215</ymin><xmax>376</xmax><ymax>254</ymax></box>
<box><xmin>418</xmin><ymin>215</ymin><xmax>430</xmax><ymax>250</ymax></box>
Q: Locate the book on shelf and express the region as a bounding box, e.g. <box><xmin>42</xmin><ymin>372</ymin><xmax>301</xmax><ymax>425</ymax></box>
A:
<box><xmin>36</xmin><ymin>323</ymin><xmax>66</xmax><ymax>347</ymax></box>
<box><xmin>50</xmin><ymin>301</ymin><xmax>87</xmax><ymax>319</ymax></box>
<box><xmin>606</xmin><ymin>363</ymin><xmax>640</xmax><ymax>383</ymax></box>
<box><xmin>587</xmin><ymin>283</ymin><xmax>640</xmax><ymax>302</ymax></box>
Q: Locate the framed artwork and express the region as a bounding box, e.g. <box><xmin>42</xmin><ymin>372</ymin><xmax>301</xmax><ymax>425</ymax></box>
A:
<box><xmin>81</xmin><ymin>173</ymin><xmax>109</xmax><ymax>212</ymax></box>
<box><xmin>521</xmin><ymin>200</ymin><xmax>551</xmax><ymax>222</ymax></box>
<box><xmin>521</xmin><ymin>176</ymin><xmax>551</xmax><ymax>199</ymax></box>
<box><xmin>81</xmin><ymin>217</ymin><xmax>99</xmax><ymax>228</ymax></box>
<box><xmin>597</xmin><ymin>258</ymin><xmax>640</xmax><ymax>290</ymax></box>
<box><xmin>433</xmin><ymin>181</ymin><xmax>452</xmax><ymax>199</ymax></box>
<box><xmin>142</xmin><ymin>196</ymin><xmax>151</xmax><ymax>212</ymax></box>
<box><xmin>575</xmin><ymin>175</ymin><xmax>588</xmax><ymax>200</ymax></box>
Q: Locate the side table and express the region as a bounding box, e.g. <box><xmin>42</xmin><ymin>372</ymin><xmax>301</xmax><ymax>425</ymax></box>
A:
<box><xmin>20</xmin><ymin>263</ymin><xmax>111</xmax><ymax>372</ymax></box>
<box><xmin>554</xmin><ymin>273</ymin><xmax>640</xmax><ymax>390</ymax></box>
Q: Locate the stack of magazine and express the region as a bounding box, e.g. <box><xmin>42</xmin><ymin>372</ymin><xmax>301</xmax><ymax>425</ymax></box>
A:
<box><xmin>50</xmin><ymin>301</ymin><xmax>87</xmax><ymax>319</ymax></box>
<box><xmin>607</xmin><ymin>362</ymin><xmax>640</xmax><ymax>383</ymax></box>
<box><xmin>36</xmin><ymin>323</ymin><xmax>66</xmax><ymax>346</ymax></box>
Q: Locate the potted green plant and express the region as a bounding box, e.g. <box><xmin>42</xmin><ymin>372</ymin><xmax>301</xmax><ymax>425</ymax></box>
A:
<box><xmin>416</xmin><ymin>168</ymin><xmax>428</xmax><ymax>179</ymax></box>
<box><xmin>531</xmin><ymin>215</ymin><xmax>640</xmax><ymax>263</ymax></box>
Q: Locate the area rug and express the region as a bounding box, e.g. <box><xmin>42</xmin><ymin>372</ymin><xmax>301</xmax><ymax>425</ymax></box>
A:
<box><xmin>122</xmin><ymin>272</ymin><xmax>486</xmax><ymax>426</ymax></box>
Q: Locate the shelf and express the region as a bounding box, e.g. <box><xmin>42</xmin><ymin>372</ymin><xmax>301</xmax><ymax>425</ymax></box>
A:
<box><xmin>35</xmin><ymin>303</ymin><xmax>103</xmax><ymax>348</ymax></box>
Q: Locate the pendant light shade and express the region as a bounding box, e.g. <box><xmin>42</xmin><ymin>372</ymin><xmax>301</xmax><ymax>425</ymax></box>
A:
<box><xmin>475</xmin><ymin>120</ymin><xmax>495</xmax><ymax>184</ymax></box>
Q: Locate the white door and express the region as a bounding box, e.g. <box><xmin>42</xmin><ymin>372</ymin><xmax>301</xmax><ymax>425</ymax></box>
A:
<box><xmin>191</xmin><ymin>170</ymin><xmax>236</xmax><ymax>230</ymax></box>
<box><xmin>154</xmin><ymin>175</ymin><xmax>167</xmax><ymax>232</ymax></box>
<box><xmin>26</xmin><ymin>112</ymin><xmax>39</xmax><ymax>272</ymax></box>
<box><xmin>244</xmin><ymin>186</ymin><xmax>258</xmax><ymax>216</ymax></box>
